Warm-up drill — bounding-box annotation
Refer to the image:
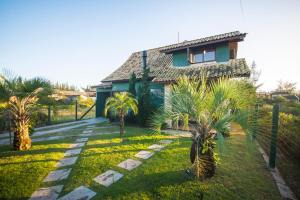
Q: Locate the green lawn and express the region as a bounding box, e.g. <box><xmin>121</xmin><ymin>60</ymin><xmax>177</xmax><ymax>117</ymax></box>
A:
<box><xmin>0</xmin><ymin>123</ymin><xmax>281</xmax><ymax>200</ymax></box>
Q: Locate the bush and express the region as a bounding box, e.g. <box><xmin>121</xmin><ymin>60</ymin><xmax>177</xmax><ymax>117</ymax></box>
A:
<box><xmin>31</xmin><ymin>111</ymin><xmax>48</xmax><ymax>127</ymax></box>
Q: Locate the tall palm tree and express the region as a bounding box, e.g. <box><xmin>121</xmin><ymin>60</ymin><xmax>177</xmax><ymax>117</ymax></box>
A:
<box><xmin>151</xmin><ymin>75</ymin><xmax>256</xmax><ymax>179</ymax></box>
<box><xmin>9</xmin><ymin>88</ymin><xmax>42</xmax><ymax>150</ymax></box>
<box><xmin>104</xmin><ymin>92</ymin><xmax>138</xmax><ymax>137</ymax></box>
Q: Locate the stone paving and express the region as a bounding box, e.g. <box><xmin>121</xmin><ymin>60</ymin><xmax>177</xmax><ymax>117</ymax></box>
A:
<box><xmin>69</xmin><ymin>142</ymin><xmax>85</xmax><ymax>148</ymax></box>
<box><xmin>64</xmin><ymin>148</ymin><xmax>82</xmax><ymax>157</ymax></box>
<box><xmin>93</xmin><ymin>170</ymin><xmax>124</xmax><ymax>187</ymax></box>
<box><xmin>29</xmin><ymin>185</ymin><xmax>64</xmax><ymax>200</ymax></box>
<box><xmin>75</xmin><ymin>137</ymin><xmax>88</xmax><ymax>142</ymax></box>
<box><xmin>30</xmin><ymin>123</ymin><xmax>175</xmax><ymax>200</ymax></box>
<box><xmin>117</xmin><ymin>159</ymin><xmax>142</xmax><ymax>171</ymax></box>
<box><xmin>43</xmin><ymin>169</ymin><xmax>72</xmax><ymax>182</ymax></box>
<box><xmin>56</xmin><ymin>157</ymin><xmax>78</xmax><ymax>168</ymax></box>
<box><xmin>148</xmin><ymin>144</ymin><xmax>165</xmax><ymax>151</ymax></box>
<box><xmin>58</xmin><ymin>186</ymin><xmax>96</xmax><ymax>200</ymax></box>
<box><xmin>135</xmin><ymin>150</ymin><xmax>155</xmax><ymax>159</ymax></box>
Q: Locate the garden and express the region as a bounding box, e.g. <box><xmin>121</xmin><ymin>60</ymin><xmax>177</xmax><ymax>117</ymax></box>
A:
<box><xmin>0</xmin><ymin>70</ymin><xmax>294</xmax><ymax>200</ymax></box>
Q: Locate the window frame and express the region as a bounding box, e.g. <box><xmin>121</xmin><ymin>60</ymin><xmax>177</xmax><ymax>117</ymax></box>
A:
<box><xmin>191</xmin><ymin>48</ymin><xmax>216</xmax><ymax>64</ymax></box>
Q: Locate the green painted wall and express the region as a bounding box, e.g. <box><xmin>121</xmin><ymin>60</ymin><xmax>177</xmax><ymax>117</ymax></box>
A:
<box><xmin>96</xmin><ymin>81</ymin><xmax>164</xmax><ymax>116</ymax></box>
<box><xmin>172</xmin><ymin>51</ymin><xmax>189</xmax><ymax>67</ymax></box>
<box><xmin>216</xmin><ymin>43</ymin><xmax>229</xmax><ymax>62</ymax></box>
<box><xmin>96</xmin><ymin>91</ymin><xmax>111</xmax><ymax>117</ymax></box>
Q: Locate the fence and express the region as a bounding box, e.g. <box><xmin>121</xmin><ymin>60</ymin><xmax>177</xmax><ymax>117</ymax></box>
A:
<box><xmin>255</xmin><ymin>101</ymin><xmax>300</xmax><ymax>199</ymax></box>
<box><xmin>34</xmin><ymin>101</ymin><xmax>96</xmax><ymax>126</ymax></box>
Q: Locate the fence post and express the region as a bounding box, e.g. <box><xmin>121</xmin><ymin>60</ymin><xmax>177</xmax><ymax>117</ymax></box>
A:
<box><xmin>47</xmin><ymin>104</ymin><xmax>51</xmax><ymax>125</ymax></box>
<box><xmin>75</xmin><ymin>100</ymin><xmax>78</xmax><ymax>121</ymax></box>
<box><xmin>252</xmin><ymin>104</ymin><xmax>259</xmax><ymax>140</ymax></box>
<box><xmin>269</xmin><ymin>103</ymin><xmax>279</xmax><ymax>168</ymax></box>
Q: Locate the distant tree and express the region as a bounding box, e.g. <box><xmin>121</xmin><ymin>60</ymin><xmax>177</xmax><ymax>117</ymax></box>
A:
<box><xmin>276</xmin><ymin>80</ymin><xmax>297</xmax><ymax>93</ymax></box>
<box><xmin>137</xmin><ymin>68</ymin><xmax>152</xmax><ymax>126</ymax></box>
<box><xmin>250</xmin><ymin>61</ymin><xmax>261</xmax><ymax>85</ymax></box>
<box><xmin>128</xmin><ymin>72</ymin><xmax>137</xmax><ymax>96</ymax></box>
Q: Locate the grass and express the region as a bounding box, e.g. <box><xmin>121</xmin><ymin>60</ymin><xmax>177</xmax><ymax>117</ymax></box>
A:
<box><xmin>0</xmin><ymin>123</ymin><xmax>281</xmax><ymax>200</ymax></box>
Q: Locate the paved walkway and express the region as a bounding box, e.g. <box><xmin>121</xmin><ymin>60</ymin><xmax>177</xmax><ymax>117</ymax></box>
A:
<box><xmin>0</xmin><ymin>118</ymin><xmax>107</xmax><ymax>146</ymax></box>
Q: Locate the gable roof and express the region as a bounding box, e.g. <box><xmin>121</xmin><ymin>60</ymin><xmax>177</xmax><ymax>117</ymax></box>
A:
<box><xmin>160</xmin><ymin>31</ymin><xmax>246</xmax><ymax>53</ymax></box>
<box><xmin>101</xmin><ymin>31</ymin><xmax>250</xmax><ymax>84</ymax></box>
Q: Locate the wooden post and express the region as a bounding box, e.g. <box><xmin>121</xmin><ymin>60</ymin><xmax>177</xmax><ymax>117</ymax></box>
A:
<box><xmin>8</xmin><ymin>111</ymin><xmax>12</xmax><ymax>145</ymax></box>
<box><xmin>269</xmin><ymin>103</ymin><xmax>279</xmax><ymax>168</ymax></box>
<box><xmin>252</xmin><ymin>104</ymin><xmax>259</xmax><ymax>140</ymax></box>
<box><xmin>75</xmin><ymin>100</ymin><xmax>78</xmax><ymax>121</ymax></box>
<box><xmin>47</xmin><ymin>104</ymin><xmax>51</xmax><ymax>125</ymax></box>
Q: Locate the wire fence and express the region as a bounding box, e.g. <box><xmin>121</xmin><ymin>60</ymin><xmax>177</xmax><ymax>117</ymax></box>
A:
<box><xmin>0</xmin><ymin>101</ymin><xmax>96</xmax><ymax>131</ymax></box>
<box><xmin>255</xmin><ymin>102</ymin><xmax>300</xmax><ymax>199</ymax></box>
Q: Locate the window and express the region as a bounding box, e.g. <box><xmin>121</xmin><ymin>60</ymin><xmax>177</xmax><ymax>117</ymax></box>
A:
<box><xmin>192</xmin><ymin>49</ymin><xmax>215</xmax><ymax>63</ymax></box>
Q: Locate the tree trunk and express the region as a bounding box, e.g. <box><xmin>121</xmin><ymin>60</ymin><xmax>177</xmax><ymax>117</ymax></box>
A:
<box><xmin>190</xmin><ymin>141</ymin><xmax>216</xmax><ymax>179</ymax></box>
<box><xmin>13</xmin><ymin>126</ymin><xmax>31</xmax><ymax>150</ymax></box>
<box><xmin>119</xmin><ymin>115</ymin><xmax>125</xmax><ymax>137</ymax></box>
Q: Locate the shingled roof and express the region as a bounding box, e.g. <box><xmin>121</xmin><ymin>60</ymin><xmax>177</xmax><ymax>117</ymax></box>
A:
<box><xmin>160</xmin><ymin>31</ymin><xmax>246</xmax><ymax>53</ymax></box>
<box><xmin>101</xmin><ymin>31</ymin><xmax>250</xmax><ymax>84</ymax></box>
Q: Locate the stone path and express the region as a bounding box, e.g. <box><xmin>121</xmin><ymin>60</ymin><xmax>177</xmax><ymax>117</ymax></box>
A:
<box><xmin>117</xmin><ymin>159</ymin><xmax>142</xmax><ymax>171</ymax></box>
<box><xmin>148</xmin><ymin>144</ymin><xmax>165</xmax><ymax>151</ymax></box>
<box><xmin>64</xmin><ymin>148</ymin><xmax>82</xmax><ymax>157</ymax></box>
<box><xmin>93</xmin><ymin>170</ymin><xmax>124</xmax><ymax>187</ymax></box>
<box><xmin>43</xmin><ymin>169</ymin><xmax>72</xmax><ymax>182</ymax></box>
<box><xmin>29</xmin><ymin>185</ymin><xmax>64</xmax><ymax>200</ymax></box>
<box><xmin>58</xmin><ymin>186</ymin><xmax>96</xmax><ymax>200</ymax></box>
<box><xmin>135</xmin><ymin>150</ymin><xmax>155</xmax><ymax>159</ymax></box>
<box><xmin>0</xmin><ymin>118</ymin><xmax>107</xmax><ymax>146</ymax></box>
<box><xmin>69</xmin><ymin>142</ymin><xmax>86</xmax><ymax>148</ymax></box>
<box><xmin>32</xmin><ymin>126</ymin><xmax>93</xmax><ymax>199</ymax></box>
<box><xmin>56</xmin><ymin>157</ymin><xmax>78</xmax><ymax>168</ymax></box>
<box><xmin>30</xmin><ymin>124</ymin><xmax>174</xmax><ymax>200</ymax></box>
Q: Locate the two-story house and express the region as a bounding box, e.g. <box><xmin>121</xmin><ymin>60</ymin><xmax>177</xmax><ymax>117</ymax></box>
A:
<box><xmin>94</xmin><ymin>31</ymin><xmax>250</xmax><ymax>117</ymax></box>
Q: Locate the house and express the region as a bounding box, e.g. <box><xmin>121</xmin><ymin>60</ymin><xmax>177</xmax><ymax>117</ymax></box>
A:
<box><xmin>94</xmin><ymin>31</ymin><xmax>250</xmax><ymax>117</ymax></box>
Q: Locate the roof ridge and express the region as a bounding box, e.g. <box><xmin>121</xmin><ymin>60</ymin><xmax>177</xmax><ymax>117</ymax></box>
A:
<box><xmin>131</xmin><ymin>31</ymin><xmax>245</xmax><ymax>53</ymax></box>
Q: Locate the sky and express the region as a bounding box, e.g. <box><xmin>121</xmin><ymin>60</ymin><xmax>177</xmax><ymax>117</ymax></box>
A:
<box><xmin>0</xmin><ymin>0</ymin><xmax>300</xmax><ymax>91</ymax></box>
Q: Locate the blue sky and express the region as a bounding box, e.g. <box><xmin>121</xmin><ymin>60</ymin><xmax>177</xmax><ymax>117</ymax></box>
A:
<box><xmin>0</xmin><ymin>0</ymin><xmax>299</xmax><ymax>91</ymax></box>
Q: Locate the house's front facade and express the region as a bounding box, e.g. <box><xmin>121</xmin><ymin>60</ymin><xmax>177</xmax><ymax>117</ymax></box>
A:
<box><xmin>94</xmin><ymin>31</ymin><xmax>251</xmax><ymax>117</ymax></box>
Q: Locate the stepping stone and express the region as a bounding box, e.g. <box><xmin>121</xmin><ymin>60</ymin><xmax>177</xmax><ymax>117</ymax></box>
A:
<box><xmin>93</xmin><ymin>170</ymin><xmax>123</xmax><ymax>187</ymax></box>
<box><xmin>64</xmin><ymin>148</ymin><xmax>82</xmax><ymax>157</ymax></box>
<box><xmin>117</xmin><ymin>159</ymin><xmax>142</xmax><ymax>171</ymax></box>
<box><xmin>83</xmin><ymin>130</ymin><xmax>93</xmax><ymax>134</ymax></box>
<box><xmin>30</xmin><ymin>185</ymin><xmax>64</xmax><ymax>200</ymax></box>
<box><xmin>135</xmin><ymin>151</ymin><xmax>154</xmax><ymax>160</ymax></box>
<box><xmin>75</xmin><ymin>137</ymin><xmax>88</xmax><ymax>142</ymax></box>
<box><xmin>56</xmin><ymin>157</ymin><xmax>78</xmax><ymax>168</ymax></box>
<box><xmin>58</xmin><ymin>186</ymin><xmax>96</xmax><ymax>200</ymax></box>
<box><xmin>43</xmin><ymin>168</ymin><xmax>72</xmax><ymax>182</ymax></box>
<box><xmin>69</xmin><ymin>142</ymin><xmax>85</xmax><ymax>148</ymax></box>
<box><xmin>78</xmin><ymin>133</ymin><xmax>93</xmax><ymax>137</ymax></box>
<box><xmin>159</xmin><ymin>140</ymin><xmax>173</xmax><ymax>145</ymax></box>
<box><xmin>148</xmin><ymin>144</ymin><xmax>165</xmax><ymax>151</ymax></box>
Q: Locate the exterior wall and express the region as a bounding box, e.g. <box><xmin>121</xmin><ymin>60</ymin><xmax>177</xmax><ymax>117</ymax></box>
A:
<box><xmin>215</xmin><ymin>43</ymin><xmax>230</xmax><ymax>62</ymax></box>
<box><xmin>95</xmin><ymin>81</ymin><xmax>164</xmax><ymax>117</ymax></box>
<box><xmin>172</xmin><ymin>50</ymin><xmax>189</xmax><ymax>67</ymax></box>
<box><xmin>95</xmin><ymin>91</ymin><xmax>111</xmax><ymax>117</ymax></box>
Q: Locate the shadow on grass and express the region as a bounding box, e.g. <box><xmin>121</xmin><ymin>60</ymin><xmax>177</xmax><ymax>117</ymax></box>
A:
<box><xmin>92</xmin><ymin>170</ymin><xmax>205</xmax><ymax>200</ymax></box>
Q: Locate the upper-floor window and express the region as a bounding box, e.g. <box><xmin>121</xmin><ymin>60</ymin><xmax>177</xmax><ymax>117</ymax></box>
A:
<box><xmin>192</xmin><ymin>49</ymin><xmax>215</xmax><ymax>63</ymax></box>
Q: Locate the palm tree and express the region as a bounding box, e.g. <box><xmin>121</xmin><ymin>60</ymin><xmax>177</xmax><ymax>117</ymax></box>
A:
<box><xmin>104</xmin><ymin>92</ymin><xmax>138</xmax><ymax>137</ymax></box>
<box><xmin>151</xmin><ymin>75</ymin><xmax>256</xmax><ymax>179</ymax></box>
<box><xmin>9</xmin><ymin>88</ymin><xmax>42</xmax><ymax>150</ymax></box>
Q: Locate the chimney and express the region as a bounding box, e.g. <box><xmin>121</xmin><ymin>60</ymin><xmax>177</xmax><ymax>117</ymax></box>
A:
<box><xmin>142</xmin><ymin>50</ymin><xmax>147</xmax><ymax>69</ymax></box>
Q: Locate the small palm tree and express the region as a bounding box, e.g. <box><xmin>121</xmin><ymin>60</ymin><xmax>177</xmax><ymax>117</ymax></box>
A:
<box><xmin>104</xmin><ymin>92</ymin><xmax>138</xmax><ymax>137</ymax></box>
<box><xmin>151</xmin><ymin>75</ymin><xmax>256</xmax><ymax>179</ymax></box>
<box><xmin>9</xmin><ymin>88</ymin><xmax>42</xmax><ymax>150</ymax></box>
